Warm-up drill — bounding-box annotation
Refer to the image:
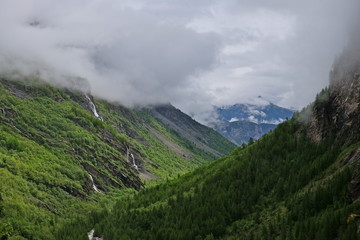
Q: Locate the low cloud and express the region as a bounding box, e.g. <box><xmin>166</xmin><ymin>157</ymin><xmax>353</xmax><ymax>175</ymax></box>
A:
<box><xmin>0</xmin><ymin>0</ymin><xmax>359</xmax><ymax>122</ymax></box>
<box><xmin>0</xmin><ymin>0</ymin><xmax>220</xmax><ymax>107</ymax></box>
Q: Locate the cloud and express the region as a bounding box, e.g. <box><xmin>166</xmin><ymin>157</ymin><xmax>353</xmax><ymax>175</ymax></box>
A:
<box><xmin>0</xmin><ymin>0</ymin><xmax>220</xmax><ymax>107</ymax></box>
<box><xmin>185</xmin><ymin>1</ymin><xmax>360</xmax><ymax>111</ymax></box>
<box><xmin>0</xmin><ymin>0</ymin><xmax>359</xmax><ymax>123</ymax></box>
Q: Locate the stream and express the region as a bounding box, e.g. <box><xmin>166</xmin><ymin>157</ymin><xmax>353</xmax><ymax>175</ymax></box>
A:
<box><xmin>88</xmin><ymin>174</ymin><xmax>102</xmax><ymax>193</ymax></box>
<box><xmin>88</xmin><ymin>229</ymin><xmax>103</xmax><ymax>240</ymax></box>
<box><xmin>127</xmin><ymin>147</ymin><xmax>139</xmax><ymax>171</ymax></box>
<box><xmin>85</xmin><ymin>94</ymin><xmax>103</xmax><ymax>120</ymax></box>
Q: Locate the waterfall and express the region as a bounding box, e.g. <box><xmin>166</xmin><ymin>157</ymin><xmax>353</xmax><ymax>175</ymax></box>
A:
<box><xmin>130</xmin><ymin>152</ymin><xmax>139</xmax><ymax>171</ymax></box>
<box><xmin>85</xmin><ymin>94</ymin><xmax>103</xmax><ymax>121</ymax></box>
<box><xmin>88</xmin><ymin>174</ymin><xmax>102</xmax><ymax>193</ymax></box>
<box><xmin>88</xmin><ymin>229</ymin><xmax>95</xmax><ymax>240</ymax></box>
<box><xmin>127</xmin><ymin>147</ymin><xmax>139</xmax><ymax>171</ymax></box>
<box><xmin>88</xmin><ymin>229</ymin><xmax>103</xmax><ymax>240</ymax></box>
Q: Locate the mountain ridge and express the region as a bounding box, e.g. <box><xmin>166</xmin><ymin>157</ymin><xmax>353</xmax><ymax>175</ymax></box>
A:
<box><xmin>210</xmin><ymin>102</ymin><xmax>295</xmax><ymax>144</ymax></box>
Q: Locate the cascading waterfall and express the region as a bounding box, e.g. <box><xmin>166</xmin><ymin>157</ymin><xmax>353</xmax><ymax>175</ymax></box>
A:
<box><xmin>87</xmin><ymin>229</ymin><xmax>103</xmax><ymax>240</ymax></box>
<box><xmin>88</xmin><ymin>174</ymin><xmax>102</xmax><ymax>193</ymax></box>
<box><xmin>127</xmin><ymin>147</ymin><xmax>139</xmax><ymax>171</ymax></box>
<box><xmin>85</xmin><ymin>94</ymin><xmax>103</xmax><ymax>121</ymax></box>
<box><xmin>130</xmin><ymin>152</ymin><xmax>139</xmax><ymax>171</ymax></box>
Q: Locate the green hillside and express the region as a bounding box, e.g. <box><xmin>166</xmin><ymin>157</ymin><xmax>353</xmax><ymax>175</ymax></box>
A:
<box><xmin>79</xmin><ymin>48</ymin><xmax>360</xmax><ymax>240</ymax></box>
<box><xmin>0</xmin><ymin>78</ymin><xmax>235</xmax><ymax>239</ymax></box>
<box><xmin>2</xmin><ymin>47</ymin><xmax>360</xmax><ymax>240</ymax></box>
<box><xmin>69</xmin><ymin>116</ymin><xmax>360</xmax><ymax>239</ymax></box>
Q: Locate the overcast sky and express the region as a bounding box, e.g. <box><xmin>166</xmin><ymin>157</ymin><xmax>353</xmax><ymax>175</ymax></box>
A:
<box><xmin>0</xmin><ymin>0</ymin><xmax>359</xmax><ymax>122</ymax></box>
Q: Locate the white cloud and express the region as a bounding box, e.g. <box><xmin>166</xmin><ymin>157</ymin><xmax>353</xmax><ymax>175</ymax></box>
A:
<box><xmin>0</xmin><ymin>0</ymin><xmax>359</xmax><ymax>122</ymax></box>
<box><xmin>179</xmin><ymin>0</ymin><xmax>360</xmax><ymax>120</ymax></box>
<box><xmin>0</xmin><ymin>0</ymin><xmax>220</xmax><ymax>107</ymax></box>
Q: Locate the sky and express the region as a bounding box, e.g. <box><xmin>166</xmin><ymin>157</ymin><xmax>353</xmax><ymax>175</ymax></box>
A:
<box><xmin>0</xmin><ymin>0</ymin><xmax>359</xmax><ymax>122</ymax></box>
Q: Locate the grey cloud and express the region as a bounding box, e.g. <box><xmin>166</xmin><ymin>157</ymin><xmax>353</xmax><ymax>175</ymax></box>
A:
<box><xmin>0</xmin><ymin>0</ymin><xmax>221</xmax><ymax>107</ymax></box>
<box><xmin>185</xmin><ymin>0</ymin><xmax>360</xmax><ymax>112</ymax></box>
<box><xmin>0</xmin><ymin>0</ymin><xmax>360</xmax><ymax>122</ymax></box>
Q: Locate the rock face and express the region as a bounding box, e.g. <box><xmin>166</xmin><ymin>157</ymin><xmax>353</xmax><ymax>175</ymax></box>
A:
<box><xmin>307</xmin><ymin>47</ymin><xmax>360</xmax><ymax>145</ymax></box>
<box><xmin>306</xmin><ymin>43</ymin><xmax>360</xmax><ymax>202</ymax></box>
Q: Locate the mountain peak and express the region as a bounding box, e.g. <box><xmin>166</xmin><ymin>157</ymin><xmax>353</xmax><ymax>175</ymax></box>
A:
<box><xmin>209</xmin><ymin>102</ymin><xmax>295</xmax><ymax>144</ymax></box>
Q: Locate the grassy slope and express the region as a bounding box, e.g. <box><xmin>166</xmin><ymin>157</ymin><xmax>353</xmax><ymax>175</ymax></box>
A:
<box><xmin>95</xmin><ymin>100</ymin><xmax>210</xmax><ymax>180</ymax></box>
<box><xmin>148</xmin><ymin>105</ymin><xmax>237</xmax><ymax>158</ymax></box>
<box><xmin>0</xmin><ymin>79</ymin><xmax>235</xmax><ymax>239</ymax></box>
<box><xmin>86</xmin><ymin>118</ymin><xmax>360</xmax><ymax>240</ymax></box>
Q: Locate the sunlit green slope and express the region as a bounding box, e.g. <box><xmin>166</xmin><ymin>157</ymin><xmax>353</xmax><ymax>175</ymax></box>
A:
<box><xmin>0</xmin><ymin>78</ymin><xmax>235</xmax><ymax>239</ymax></box>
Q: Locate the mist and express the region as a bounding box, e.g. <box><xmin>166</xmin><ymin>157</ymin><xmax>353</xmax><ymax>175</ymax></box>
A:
<box><xmin>0</xmin><ymin>0</ymin><xmax>220</xmax><ymax>107</ymax></box>
<box><xmin>0</xmin><ymin>0</ymin><xmax>359</xmax><ymax>122</ymax></box>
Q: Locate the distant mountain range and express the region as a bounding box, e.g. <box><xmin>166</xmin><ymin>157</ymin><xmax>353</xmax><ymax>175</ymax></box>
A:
<box><xmin>210</xmin><ymin>101</ymin><xmax>295</xmax><ymax>144</ymax></box>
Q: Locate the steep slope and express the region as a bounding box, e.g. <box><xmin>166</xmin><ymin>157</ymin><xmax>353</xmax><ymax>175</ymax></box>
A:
<box><xmin>146</xmin><ymin>104</ymin><xmax>235</xmax><ymax>159</ymax></box>
<box><xmin>76</xmin><ymin>48</ymin><xmax>360</xmax><ymax>239</ymax></box>
<box><xmin>76</xmin><ymin>119</ymin><xmax>358</xmax><ymax>240</ymax></box>
<box><xmin>214</xmin><ymin>120</ymin><xmax>276</xmax><ymax>145</ymax></box>
<box><xmin>0</xmin><ymin>78</ymin><xmax>235</xmax><ymax>239</ymax></box>
<box><xmin>212</xmin><ymin>102</ymin><xmax>294</xmax><ymax>144</ymax></box>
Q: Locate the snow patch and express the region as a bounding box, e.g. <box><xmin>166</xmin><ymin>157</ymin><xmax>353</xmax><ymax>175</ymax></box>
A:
<box><xmin>249</xmin><ymin>109</ymin><xmax>266</xmax><ymax>117</ymax></box>
<box><xmin>260</xmin><ymin>118</ymin><xmax>286</xmax><ymax>125</ymax></box>
<box><xmin>247</xmin><ymin>115</ymin><xmax>259</xmax><ymax>124</ymax></box>
<box><xmin>229</xmin><ymin>117</ymin><xmax>239</xmax><ymax>122</ymax></box>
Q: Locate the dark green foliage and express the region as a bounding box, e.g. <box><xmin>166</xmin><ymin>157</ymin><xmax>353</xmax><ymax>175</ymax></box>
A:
<box><xmin>315</xmin><ymin>87</ymin><xmax>330</xmax><ymax>103</ymax></box>
<box><xmin>1</xmin><ymin>77</ymin><xmax>358</xmax><ymax>240</ymax></box>
<box><xmin>0</xmin><ymin>79</ymin><xmax>235</xmax><ymax>239</ymax></box>
<box><xmin>3</xmin><ymin>137</ymin><xmax>24</xmax><ymax>151</ymax></box>
<box><xmin>86</xmin><ymin>119</ymin><xmax>360</xmax><ymax>240</ymax></box>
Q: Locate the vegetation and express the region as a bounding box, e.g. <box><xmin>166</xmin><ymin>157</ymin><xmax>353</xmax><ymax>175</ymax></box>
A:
<box><xmin>0</xmin><ymin>78</ymin><xmax>235</xmax><ymax>239</ymax></box>
<box><xmin>65</xmin><ymin>118</ymin><xmax>360</xmax><ymax>240</ymax></box>
<box><xmin>1</xmin><ymin>77</ymin><xmax>359</xmax><ymax>240</ymax></box>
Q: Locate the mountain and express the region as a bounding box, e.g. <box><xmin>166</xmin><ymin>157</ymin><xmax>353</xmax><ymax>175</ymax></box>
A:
<box><xmin>216</xmin><ymin>102</ymin><xmax>294</xmax><ymax>124</ymax></box>
<box><xmin>216</xmin><ymin>120</ymin><xmax>277</xmax><ymax>145</ymax></box>
<box><xmin>211</xmin><ymin>102</ymin><xmax>295</xmax><ymax>144</ymax></box>
<box><xmin>146</xmin><ymin>104</ymin><xmax>234</xmax><ymax>159</ymax></box>
<box><xmin>72</xmin><ymin>47</ymin><xmax>360</xmax><ymax>239</ymax></box>
<box><xmin>0</xmin><ymin>77</ymin><xmax>235</xmax><ymax>239</ymax></box>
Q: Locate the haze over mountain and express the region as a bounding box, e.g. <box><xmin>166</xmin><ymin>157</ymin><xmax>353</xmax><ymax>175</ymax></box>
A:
<box><xmin>209</xmin><ymin>101</ymin><xmax>294</xmax><ymax>144</ymax></box>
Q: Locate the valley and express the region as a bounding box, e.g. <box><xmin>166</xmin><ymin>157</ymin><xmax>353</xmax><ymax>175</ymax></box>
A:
<box><xmin>1</xmin><ymin>2</ymin><xmax>360</xmax><ymax>239</ymax></box>
<box><xmin>0</xmin><ymin>78</ymin><xmax>235</xmax><ymax>239</ymax></box>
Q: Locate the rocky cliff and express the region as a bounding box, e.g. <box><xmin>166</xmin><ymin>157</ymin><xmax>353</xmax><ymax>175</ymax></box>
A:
<box><xmin>307</xmin><ymin>44</ymin><xmax>360</xmax><ymax>145</ymax></box>
<box><xmin>306</xmin><ymin>43</ymin><xmax>360</xmax><ymax>202</ymax></box>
